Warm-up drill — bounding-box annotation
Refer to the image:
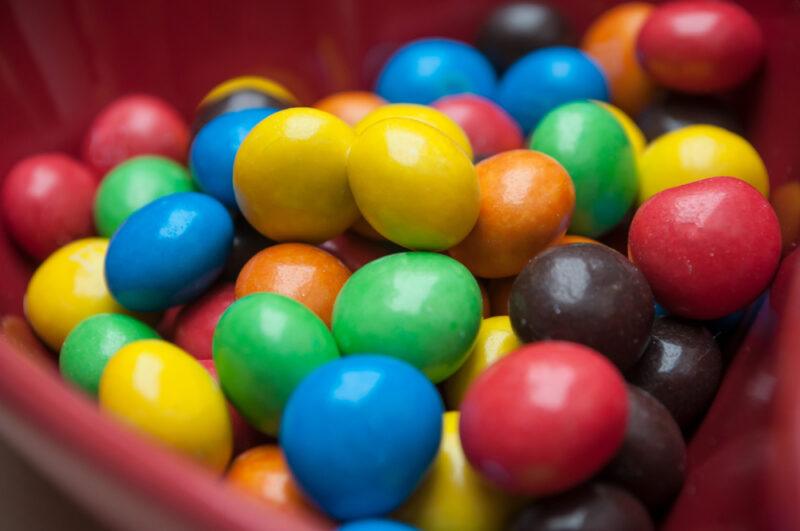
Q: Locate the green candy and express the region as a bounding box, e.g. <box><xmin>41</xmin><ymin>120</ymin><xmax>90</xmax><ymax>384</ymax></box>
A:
<box><xmin>529</xmin><ymin>100</ymin><xmax>638</xmax><ymax>237</ymax></box>
<box><xmin>94</xmin><ymin>155</ymin><xmax>195</xmax><ymax>236</ymax></box>
<box><xmin>213</xmin><ymin>293</ymin><xmax>339</xmax><ymax>436</ymax></box>
<box><xmin>60</xmin><ymin>313</ymin><xmax>159</xmax><ymax>396</ymax></box>
<box><xmin>332</xmin><ymin>252</ymin><xmax>482</xmax><ymax>383</ymax></box>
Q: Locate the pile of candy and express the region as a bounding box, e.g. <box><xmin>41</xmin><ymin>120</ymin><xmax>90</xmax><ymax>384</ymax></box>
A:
<box><xmin>1</xmin><ymin>1</ymin><xmax>786</xmax><ymax>530</ymax></box>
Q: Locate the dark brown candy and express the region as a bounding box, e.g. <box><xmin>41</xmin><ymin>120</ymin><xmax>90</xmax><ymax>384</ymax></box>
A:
<box><xmin>627</xmin><ymin>317</ymin><xmax>723</xmax><ymax>431</ymax></box>
<box><xmin>635</xmin><ymin>93</ymin><xmax>745</xmax><ymax>142</ymax></box>
<box><xmin>509</xmin><ymin>244</ymin><xmax>654</xmax><ymax>371</ymax></box>
<box><xmin>602</xmin><ymin>386</ymin><xmax>686</xmax><ymax>513</ymax></box>
<box><xmin>508</xmin><ymin>482</ymin><xmax>654</xmax><ymax>531</ymax></box>
<box><xmin>192</xmin><ymin>89</ymin><xmax>292</xmax><ymax>134</ymax></box>
<box><xmin>477</xmin><ymin>2</ymin><xmax>573</xmax><ymax>74</ymax></box>
<box><xmin>221</xmin><ymin>214</ymin><xmax>273</xmax><ymax>281</ymax></box>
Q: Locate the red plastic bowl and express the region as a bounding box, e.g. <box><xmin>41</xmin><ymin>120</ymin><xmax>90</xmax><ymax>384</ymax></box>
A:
<box><xmin>1</xmin><ymin>1</ymin><xmax>799</xmax><ymax>529</ymax></box>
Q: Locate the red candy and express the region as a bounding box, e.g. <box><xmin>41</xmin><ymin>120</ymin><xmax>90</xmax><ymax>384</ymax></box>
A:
<box><xmin>1</xmin><ymin>153</ymin><xmax>97</xmax><ymax>260</ymax></box>
<box><xmin>637</xmin><ymin>1</ymin><xmax>764</xmax><ymax>93</ymax></box>
<box><xmin>173</xmin><ymin>283</ymin><xmax>235</xmax><ymax>360</ymax></box>
<box><xmin>629</xmin><ymin>176</ymin><xmax>781</xmax><ymax>320</ymax></box>
<box><xmin>83</xmin><ymin>95</ymin><xmax>190</xmax><ymax>175</ymax></box>
<box><xmin>459</xmin><ymin>341</ymin><xmax>628</xmax><ymax>496</ymax></box>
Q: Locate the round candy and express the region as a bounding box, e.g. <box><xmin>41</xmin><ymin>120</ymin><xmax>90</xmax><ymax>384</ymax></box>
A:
<box><xmin>25</xmin><ymin>238</ymin><xmax>128</xmax><ymax>350</ymax></box>
<box><xmin>460</xmin><ymin>341</ymin><xmax>628</xmax><ymax>495</ymax></box>
<box><xmin>235</xmin><ymin>243</ymin><xmax>351</xmax><ymax>327</ymax></box>
<box><xmin>105</xmin><ymin>192</ymin><xmax>233</xmax><ymax>312</ymax></box>
<box><xmin>443</xmin><ymin>316</ymin><xmax>520</xmax><ymax>409</ymax></box>
<box><xmin>595</xmin><ymin>101</ymin><xmax>646</xmax><ymax>156</ymax></box>
<box><xmin>189</xmin><ymin>108</ymin><xmax>277</xmax><ymax>208</ymax></box>
<box><xmin>93</xmin><ymin>155</ymin><xmax>195</xmax><ymax>237</ymax></box>
<box><xmin>510</xmin><ymin>244</ymin><xmax>653</xmax><ymax>371</ymax></box>
<box><xmin>637</xmin><ymin>1</ymin><xmax>764</xmax><ymax>93</ymax></box>
<box><xmin>530</xmin><ymin>101</ymin><xmax>637</xmax><ymax>237</ymax></box>
<box><xmin>280</xmin><ymin>355</ymin><xmax>444</xmax><ymax>520</ymax></box>
<box><xmin>314</xmin><ymin>91</ymin><xmax>387</xmax><ymax>126</ymax></box>
<box><xmin>173</xmin><ymin>283</ymin><xmax>235</xmax><ymax>360</ymax></box>
<box><xmin>431</xmin><ymin>94</ymin><xmax>523</xmax><ymax>160</ymax></box>
<box><xmin>60</xmin><ymin>313</ymin><xmax>158</xmax><ymax>396</ymax></box>
<box><xmin>476</xmin><ymin>2</ymin><xmax>573</xmax><ymax>73</ymax></box>
<box><xmin>636</xmin><ymin>94</ymin><xmax>745</xmax><ymax>142</ymax></box>
<box><xmin>1</xmin><ymin>153</ymin><xmax>97</xmax><ymax>260</ymax></box>
<box><xmin>332</xmin><ymin>252</ymin><xmax>482</xmax><ymax>383</ymax></box>
<box><xmin>221</xmin><ymin>214</ymin><xmax>274</xmax><ymax>282</ymax></box>
<box><xmin>83</xmin><ymin>95</ymin><xmax>189</xmax><ymax>175</ymax></box>
<box><xmin>99</xmin><ymin>339</ymin><xmax>232</xmax><ymax>472</ymax></box>
<box><xmin>553</xmin><ymin>234</ymin><xmax>601</xmax><ymax>246</ymax></box>
<box><xmin>375</xmin><ymin>38</ymin><xmax>496</xmax><ymax>105</ymax></box>
<box><xmin>582</xmin><ymin>3</ymin><xmax>656</xmax><ymax>116</ymax></box>
<box><xmin>448</xmin><ymin>150</ymin><xmax>575</xmax><ymax>278</ymax></box>
<box><xmin>638</xmin><ymin>125</ymin><xmax>768</xmax><ymax>203</ymax></box>
<box><xmin>234</xmin><ymin>108</ymin><xmax>358</xmax><ymax>242</ymax></box>
<box><xmin>629</xmin><ymin>177</ymin><xmax>781</xmax><ymax>319</ymax></box>
<box><xmin>497</xmin><ymin>47</ymin><xmax>609</xmax><ymax>134</ymax></box>
<box><xmin>339</xmin><ymin>520</ymin><xmax>418</xmax><ymax>531</ymax></box>
<box><xmin>200</xmin><ymin>76</ymin><xmax>298</xmax><ymax>108</ymax></box>
<box><xmin>213</xmin><ymin>293</ymin><xmax>339</xmax><ymax>435</ymax></box>
<box><xmin>347</xmin><ymin>118</ymin><xmax>479</xmax><ymax>250</ymax></box>
<box><xmin>194</xmin><ymin>76</ymin><xmax>297</xmax><ymax>133</ymax></box>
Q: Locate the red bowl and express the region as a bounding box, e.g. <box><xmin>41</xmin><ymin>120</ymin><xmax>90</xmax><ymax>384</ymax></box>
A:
<box><xmin>1</xmin><ymin>1</ymin><xmax>799</xmax><ymax>529</ymax></box>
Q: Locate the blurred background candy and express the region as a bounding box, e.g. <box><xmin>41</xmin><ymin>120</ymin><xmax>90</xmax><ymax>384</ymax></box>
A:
<box><xmin>314</xmin><ymin>91</ymin><xmax>387</xmax><ymax>125</ymax></box>
<box><xmin>636</xmin><ymin>94</ymin><xmax>745</xmax><ymax>142</ymax></box>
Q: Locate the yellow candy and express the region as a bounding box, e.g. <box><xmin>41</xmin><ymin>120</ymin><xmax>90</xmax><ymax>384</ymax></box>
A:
<box><xmin>347</xmin><ymin>117</ymin><xmax>479</xmax><ymax>250</ymax></box>
<box><xmin>234</xmin><ymin>108</ymin><xmax>359</xmax><ymax>242</ymax></box>
<box><xmin>395</xmin><ymin>412</ymin><xmax>523</xmax><ymax>531</ymax></box>
<box><xmin>200</xmin><ymin>75</ymin><xmax>299</xmax><ymax>106</ymax></box>
<box><xmin>638</xmin><ymin>125</ymin><xmax>769</xmax><ymax>203</ymax></box>
<box><xmin>443</xmin><ymin>316</ymin><xmax>521</xmax><ymax>409</ymax></box>
<box><xmin>355</xmin><ymin>104</ymin><xmax>473</xmax><ymax>159</ymax></box>
<box><xmin>596</xmin><ymin>101</ymin><xmax>646</xmax><ymax>155</ymax></box>
<box><xmin>24</xmin><ymin>238</ymin><xmax>128</xmax><ymax>350</ymax></box>
<box><xmin>99</xmin><ymin>339</ymin><xmax>232</xmax><ymax>472</ymax></box>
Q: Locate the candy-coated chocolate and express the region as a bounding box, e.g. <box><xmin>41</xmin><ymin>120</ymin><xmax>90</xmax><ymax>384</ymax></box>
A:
<box><xmin>60</xmin><ymin>313</ymin><xmax>159</xmax><ymax>396</ymax></box>
<box><xmin>25</xmin><ymin>238</ymin><xmax>128</xmax><ymax>349</ymax></box>
<box><xmin>497</xmin><ymin>47</ymin><xmax>609</xmax><ymax>134</ymax></box>
<box><xmin>82</xmin><ymin>95</ymin><xmax>189</xmax><ymax>175</ymax></box>
<box><xmin>488</xmin><ymin>276</ymin><xmax>514</xmax><ymax>316</ymax></box>
<box><xmin>637</xmin><ymin>1</ymin><xmax>764</xmax><ymax>93</ymax></box>
<box><xmin>93</xmin><ymin>155</ymin><xmax>195</xmax><ymax>237</ymax></box>
<box><xmin>636</xmin><ymin>94</ymin><xmax>745</xmax><ymax>142</ymax></box>
<box><xmin>602</xmin><ymin>386</ymin><xmax>686</xmax><ymax>512</ymax></box>
<box><xmin>105</xmin><ymin>192</ymin><xmax>233</xmax><ymax>312</ymax></box>
<box><xmin>553</xmin><ymin>234</ymin><xmax>600</xmax><ymax>246</ymax></box>
<box><xmin>477</xmin><ymin>2</ymin><xmax>573</xmax><ymax>73</ymax></box>
<box><xmin>314</xmin><ymin>91</ymin><xmax>387</xmax><ymax>126</ymax></box>
<box><xmin>582</xmin><ymin>3</ymin><xmax>656</xmax><ymax>116</ymax></box>
<box><xmin>99</xmin><ymin>339</ymin><xmax>232</xmax><ymax>472</ymax></box>
<box><xmin>395</xmin><ymin>412</ymin><xmax>522</xmax><ymax>530</ymax></box>
<box><xmin>460</xmin><ymin>341</ymin><xmax>628</xmax><ymax>495</ymax></box>
<box><xmin>320</xmin><ymin>232</ymin><xmax>403</xmax><ymax>272</ymax></box>
<box><xmin>199</xmin><ymin>76</ymin><xmax>299</xmax><ymax>107</ymax></box>
<box><xmin>448</xmin><ymin>150</ymin><xmax>574</xmax><ymax>278</ymax></box>
<box><xmin>629</xmin><ymin>177</ymin><xmax>781</xmax><ymax>319</ymax></box>
<box><xmin>213</xmin><ymin>293</ymin><xmax>339</xmax><ymax>435</ymax></box>
<box><xmin>595</xmin><ymin>101</ymin><xmax>646</xmax><ymax>156</ymax></box>
<box><xmin>236</xmin><ymin>243</ymin><xmax>351</xmax><ymax>327</ymax></box>
<box><xmin>221</xmin><ymin>214</ymin><xmax>274</xmax><ymax>281</ymax></box>
<box><xmin>339</xmin><ymin>520</ymin><xmax>418</xmax><ymax>531</ymax></box>
<box><xmin>1</xmin><ymin>153</ymin><xmax>97</xmax><ymax>260</ymax></box>
<box><xmin>348</xmin><ymin>118</ymin><xmax>479</xmax><ymax>251</ymax></box>
<box><xmin>510</xmin><ymin>244</ymin><xmax>654</xmax><ymax>371</ymax></box>
<box><xmin>376</xmin><ymin>38</ymin><xmax>496</xmax><ymax>105</ymax></box>
<box><xmin>173</xmin><ymin>283</ymin><xmax>235</xmax><ymax>360</ymax></box>
<box><xmin>628</xmin><ymin>318</ymin><xmax>722</xmax><ymax>431</ymax></box>
<box><xmin>280</xmin><ymin>355</ymin><xmax>443</xmax><ymax>520</ymax></box>
<box><xmin>234</xmin><ymin>108</ymin><xmax>359</xmax><ymax>242</ymax></box>
<box><xmin>509</xmin><ymin>483</ymin><xmax>654</xmax><ymax>531</ymax></box>
<box><xmin>332</xmin><ymin>252</ymin><xmax>482</xmax><ymax>383</ymax></box>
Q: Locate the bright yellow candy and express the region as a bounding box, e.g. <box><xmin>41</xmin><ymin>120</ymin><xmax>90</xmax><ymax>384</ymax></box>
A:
<box><xmin>443</xmin><ymin>316</ymin><xmax>521</xmax><ymax>409</ymax></box>
<box><xmin>347</xmin><ymin>118</ymin><xmax>479</xmax><ymax>251</ymax></box>
<box><xmin>596</xmin><ymin>101</ymin><xmax>646</xmax><ymax>155</ymax></box>
<box><xmin>24</xmin><ymin>238</ymin><xmax>128</xmax><ymax>350</ymax></box>
<box><xmin>200</xmin><ymin>75</ymin><xmax>299</xmax><ymax>106</ymax></box>
<box><xmin>638</xmin><ymin>125</ymin><xmax>769</xmax><ymax>203</ymax></box>
<box><xmin>99</xmin><ymin>339</ymin><xmax>232</xmax><ymax>472</ymax></box>
<box><xmin>234</xmin><ymin>108</ymin><xmax>360</xmax><ymax>242</ymax></box>
<box><xmin>355</xmin><ymin>104</ymin><xmax>473</xmax><ymax>159</ymax></box>
<box><xmin>395</xmin><ymin>412</ymin><xmax>523</xmax><ymax>531</ymax></box>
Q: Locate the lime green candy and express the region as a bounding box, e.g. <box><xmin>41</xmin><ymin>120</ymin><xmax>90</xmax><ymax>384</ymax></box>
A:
<box><xmin>331</xmin><ymin>252</ymin><xmax>482</xmax><ymax>383</ymax></box>
<box><xmin>529</xmin><ymin>100</ymin><xmax>638</xmax><ymax>237</ymax></box>
<box><xmin>59</xmin><ymin>313</ymin><xmax>159</xmax><ymax>396</ymax></box>
<box><xmin>213</xmin><ymin>293</ymin><xmax>340</xmax><ymax>436</ymax></box>
<box><xmin>94</xmin><ymin>156</ymin><xmax>195</xmax><ymax>237</ymax></box>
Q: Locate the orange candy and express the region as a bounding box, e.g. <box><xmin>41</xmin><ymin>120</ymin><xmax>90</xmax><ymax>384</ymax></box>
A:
<box><xmin>448</xmin><ymin>150</ymin><xmax>575</xmax><ymax>278</ymax></box>
<box><xmin>314</xmin><ymin>91</ymin><xmax>387</xmax><ymax>126</ymax></box>
<box><xmin>553</xmin><ymin>234</ymin><xmax>601</xmax><ymax>246</ymax></box>
<box><xmin>582</xmin><ymin>3</ymin><xmax>657</xmax><ymax>116</ymax></box>
<box><xmin>235</xmin><ymin>243</ymin><xmax>351</xmax><ymax>327</ymax></box>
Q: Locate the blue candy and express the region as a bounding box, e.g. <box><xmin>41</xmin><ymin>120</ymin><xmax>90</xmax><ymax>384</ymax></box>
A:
<box><xmin>339</xmin><ymin>520</ymin><xmax>419</xmax><ymax>531</ymax></box>
<box><xmin>376</xmin><ymin>38</ymin><xmax>496</xmax><ymax>104</ymax></box>
<box><xmin>281</xmin><ymin>355</ymin><xmax>443</xmax><ymax>520</ymax></box>
<box><xmin>105</xmin><ymin>192</ymin><xmax>233</xmax><ymax>312</ymax></box>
